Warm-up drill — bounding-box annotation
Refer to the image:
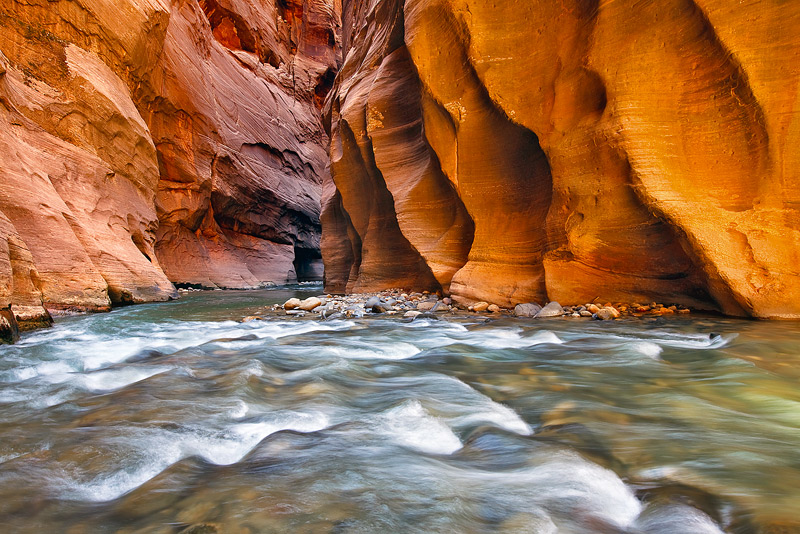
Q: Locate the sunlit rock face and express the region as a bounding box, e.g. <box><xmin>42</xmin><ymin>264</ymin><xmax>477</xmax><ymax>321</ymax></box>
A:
<box><xmin>0</xmin><ymin>0</ymin><xmax>338</xmax><ymax>324</ymax></box>
<box><xmin>322</xmin><ymin>0</ymin><xmax>800</xmax><ymax>318</ymax></box>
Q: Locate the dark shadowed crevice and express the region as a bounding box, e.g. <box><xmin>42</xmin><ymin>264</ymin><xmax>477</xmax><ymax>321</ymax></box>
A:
<box><xmin>293</xmin><ymin>246</ymin><xmax>323</xmax><ymax>282</ymax></box>
<box><xmin>130</xmin><ymin>233</ymin><xmax>152</xmax><ymax>263</ymax></box>
<box><xmin>198</xmin><ymin>0</ymin><xmax>256</xmax><ymax>53</ymax></box>
<box><xmin>314</xmin><ymin>67</ymin><xmax>336</xmax><ymax>109</ymax></box>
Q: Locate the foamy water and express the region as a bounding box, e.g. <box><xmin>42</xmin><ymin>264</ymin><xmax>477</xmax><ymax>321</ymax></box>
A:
<box><xmin>0</xmin><ymin>288</ymin><xmax>798</xmax><ymax>532</ymax></box>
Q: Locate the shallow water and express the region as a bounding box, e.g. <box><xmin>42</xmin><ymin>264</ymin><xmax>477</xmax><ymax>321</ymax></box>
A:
<box><xmin>1</xmin><ymin>288</ymin><xmax>799</xmax><ymax>533</ymax></box>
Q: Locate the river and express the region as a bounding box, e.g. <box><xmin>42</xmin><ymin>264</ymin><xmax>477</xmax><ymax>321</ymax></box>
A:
<box><xmin>0</xmin><ymin>287</ymin><xmax>798</xmax><ymax>533</ymax></box>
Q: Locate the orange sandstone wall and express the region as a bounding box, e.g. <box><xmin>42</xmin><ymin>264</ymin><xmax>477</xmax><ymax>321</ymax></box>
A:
<box><xmin>322</xmin><ymin>0</ymin><xmax>800</xmax><ymax>319</ymax></box>
<box><xmin>0</xmin><ymin>0</ymin><xmax>339</xmax><ymax>332</ymax></box>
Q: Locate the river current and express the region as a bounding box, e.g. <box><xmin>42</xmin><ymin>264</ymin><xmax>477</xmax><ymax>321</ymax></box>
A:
<box><xmin>0</xmin><ymin>287</ymin><xmax>798</xmax><ymax>533</ymax></box>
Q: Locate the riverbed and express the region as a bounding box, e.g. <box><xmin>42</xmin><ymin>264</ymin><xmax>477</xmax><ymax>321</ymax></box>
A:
<box><xmin>0</xmin><ymin>287</ymin><xmax>798</xmax><ymax>533</ymax></box>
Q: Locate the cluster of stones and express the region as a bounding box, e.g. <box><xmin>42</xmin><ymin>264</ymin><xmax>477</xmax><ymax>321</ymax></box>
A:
<box><xmin>275</xmin><ymin>290</ymin><xmax>457</xmax><ymax>320</ymax></box>
<box><xmin>507</xmin><ymin>301</ymin><xmax>691</xmax><ymax>320</ymax></box>
<box><xmin>241</xmin><ymin>288</ymin><xmax>692</xmax><ymax>322</ymax></box>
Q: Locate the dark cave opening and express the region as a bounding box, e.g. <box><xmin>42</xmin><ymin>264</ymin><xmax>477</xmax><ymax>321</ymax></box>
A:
<box><xmin>293</xmin><ymin>246</ymin><xmax>323</xmax><ymax>282</ymax></box>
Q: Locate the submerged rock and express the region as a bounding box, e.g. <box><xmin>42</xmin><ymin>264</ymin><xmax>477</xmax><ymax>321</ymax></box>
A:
<box><xmin>178</xmin><ymin>524</ymin><xmax>220</xmax><ymax>534</ymax></box>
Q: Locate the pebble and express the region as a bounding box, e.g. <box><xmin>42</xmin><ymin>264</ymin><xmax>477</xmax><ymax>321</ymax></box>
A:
<box><xmin>365</xmin><ymin>296</ymin><xmax>392</xmax><ymax>313</ymax></box>
<box><xmin>534</xmin><ymin>301</ymin><xmax>564</xmax><ymax>318</ymax></box>
<box><xmin>472</xmin><ymin>302</ymin><xmax>490</xmax><ymax>312</ymax></box>
<box><xmin>595</xmin><ymin>308</ymin><xmax>616</xmax><ymax>320</ymax></box>
<box><xmin>298</xmin><ymin>297</ymin><xmax>322</xmax><ymax>311</ymax></box>
<box><xmin>514</xmin><ymin>303</ymin><xmax>541</xmax><ymax>317</ymax></box>
<box><xmin>404</xmin><ymin>311</ymin><xmax>422</xmax><ymax>318</ymax></box>
<box><xmin>283</xmin><ymin>298</ymin><xmax>302</xmax><ymax>310</ymax></box>
<box><xmin>416</xmin><ymin>300</ymin><xmax>438</xmax><ymax>312</ymax></box>
<box><xmin>260</xmin><ymin>291</ymin><xmax>695</xmax><ymax>323</ymax></box>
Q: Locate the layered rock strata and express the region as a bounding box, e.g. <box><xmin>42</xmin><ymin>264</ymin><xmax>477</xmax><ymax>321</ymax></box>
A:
<box><xmin>0</xmin><ymin>0</ymin><xmax>338</xmax><ymax>333</ymax></box>
<box><xmin>322</xmin><ymin>0</ymin><xmax>800</xmax><ymax>318</ymax></box>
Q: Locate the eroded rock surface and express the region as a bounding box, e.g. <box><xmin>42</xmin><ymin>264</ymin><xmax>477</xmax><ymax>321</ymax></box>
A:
<box><xmin>323</xmin><ymin>0</ymin><xmax>800</xmax><ymax>318</ymax></box>
<box><xmin>0</xmin><ymin>0</ymin><xmax>338</xmax><ymax>327</ymax></box>
<box><xmin>148</xmin><ymin>0</ymin><xmax>338</xmax><ymax>288</ymax></box>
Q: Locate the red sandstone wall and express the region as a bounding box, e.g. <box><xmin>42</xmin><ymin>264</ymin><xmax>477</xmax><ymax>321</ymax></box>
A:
<box><xmin>322</xmin><ymin>0</ymin><xmax>800</xmax><ymax>319</ymax></box>
<box><xmin>0</xmin><ymin>0</ymin><xmax>339</xmax><ymax>333</ymax></box>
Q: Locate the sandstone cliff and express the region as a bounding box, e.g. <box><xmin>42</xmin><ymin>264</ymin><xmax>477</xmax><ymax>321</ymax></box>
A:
<box><xmin>0</xmin><ymin>0</ymin><xmax>338</xmax><ymax>335</ymax></box>
<box><xmin>323</xmin><ymin>0</ymin><xmax>800</xmax><ymax>319</ymax></box>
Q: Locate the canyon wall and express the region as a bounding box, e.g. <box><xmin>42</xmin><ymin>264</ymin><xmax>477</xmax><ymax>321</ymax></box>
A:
<box><xmin>323</xmin><ymin>0</ymin><xmax>800</xmax><ymax>318</ymax></box>
<box><xmin>0</xmin><ymin>0</ymin><xmax>338</xmax><ymax>337</ymax></box>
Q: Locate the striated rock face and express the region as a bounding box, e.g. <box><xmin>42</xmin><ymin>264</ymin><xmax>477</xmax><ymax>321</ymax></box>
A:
<box><xmin>0</xmin><ymin>0</ymin><xmax>338</xmax><ymax>331</ymax></box>
<box><xmin>146</xmin><ymin>0</ymin><xmax>338</xmax><ymax>288</ymax></box>
<box><xmin>323</xmin><ymin>0</ymin><xmax>800</xmax><ymax>318</ymax></box>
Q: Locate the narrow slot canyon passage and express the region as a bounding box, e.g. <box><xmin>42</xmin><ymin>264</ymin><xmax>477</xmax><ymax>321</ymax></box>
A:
<box><xmin>1</xmin><ymin>0</ymin><xmax>800</xmax><ymax>532</ymax></box>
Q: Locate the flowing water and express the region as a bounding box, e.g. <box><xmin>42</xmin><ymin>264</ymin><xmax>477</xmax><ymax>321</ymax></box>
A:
<box><xmin>1</xmin><ymin>287</ymin><xmax>799</xmax><ymax>533</ymax></box>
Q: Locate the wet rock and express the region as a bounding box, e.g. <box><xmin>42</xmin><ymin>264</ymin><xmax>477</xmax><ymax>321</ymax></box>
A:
<box><xmin>416</xmin><ymin>300</ymin><xmax>438</xmax><ymax>312</ymax></box>
<box><xmin>12</xmin><ymin>306</ymin><xmax>53</xmax><ymax>331</ymax></box>
<box><xmin>344</xmin><ymin>305</ymin><xmax>365</xmax><ymax>318</ymax></box>
<box><xmin>240</xmin><ymin>315</ymin><xmax>263</xmax><ymax>322</ymax></box>
<box><xmin>595</xmin><ymin>308</ymin><xmax>616</xmax><ymax>321</ymax></box>
<box><xmin>514</xmin><ymin>303</ymin><xmax>542</xmax><ymax>317</ymax></box>
<box><xmin>488</xmin><ymin>304</ymin><xmax>501</xmax><ymax>313</ymax></box>
<box><xmin>579</xmin><ymin>310</ymin><xmax>593</xmax><ymax>317</ymax></box>
<box><xmin>534</xmin><ymin>302</ymin><xmax>564</xmax><ymax>318</ymax></box>
<box><xmin>283</xmin><ymin>298</ymin><xmax>302</xmax><ymax>310</ymax></box>
<box><xmin>285</xmin><ymin>310</ymin><xmax>306</xmax><ymax>317</ymax></box>
<box><xmin>299</xmin><ymin>297</ymin><xmax>323</xmax><ymax>311</ymax></box>
<box><xmin>0</xmin><ymin>309</ymin><xmax>19</xmax><ymax>344</ymax></box>
<box><xmin>442</xmin><ymin>297</ymin><xmax>452</xmax><ymax>305</ymax></box>
<box><xmin>404</xmin><ymin>310</ymin><xmax>422</xmax><ymax>318</ymax></box>
<box><xmin>587</xmin><ymin>303</ymin><xmax>601</xmax><ymax>314</ymax></box>
<box><xmin>366</xmin><ymin>296</ymin><xmax>392</xmax><ymax>313</ymax></box>
<box><xmin>472</xmin><ymin>301</ymin><xmax>490</xmax><ymax>312</ymax></box>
